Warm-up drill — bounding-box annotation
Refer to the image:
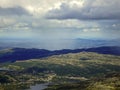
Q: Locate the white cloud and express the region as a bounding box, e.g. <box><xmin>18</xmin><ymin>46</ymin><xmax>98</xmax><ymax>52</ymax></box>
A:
<box><xmin>83</xmin><ymin>28</ymin><xmax>100</xmax><ymax>32</ymax></box>
<box><xmin>0</xmin><ymin>17</ymin><xmax>16</xmax><ymax>28</ymax></box>
<box><xmin>0</xmin><ymin>0</ymin><xmax>120</xmax><ymax>39</ymax></box>
<box><xmin>0</xmin><ymin>0</ymin><xmax>63</xmax><ymax>16</ymax></box>
<box><xmin>46</xmin><ymin>0</ymin><xmax>120</xmax><ymax>20</ymax></box>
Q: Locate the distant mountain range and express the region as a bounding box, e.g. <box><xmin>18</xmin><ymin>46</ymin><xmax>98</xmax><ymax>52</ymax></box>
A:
<box><xmin>0</xmin><ymin>38</ymin><xmax>120</xmax><ymax>50</ymax></box>
<box><xmin>0</xmin><ymin>46</ymin><xmax>120</xmax><ymax>63</ymax></box>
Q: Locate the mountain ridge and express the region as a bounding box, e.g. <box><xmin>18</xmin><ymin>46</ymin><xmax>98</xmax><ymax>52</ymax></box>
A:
<box><xmin>0</xmin><ymin>46</ymin><xmax>120</xmax><ymax>63</ymax></box>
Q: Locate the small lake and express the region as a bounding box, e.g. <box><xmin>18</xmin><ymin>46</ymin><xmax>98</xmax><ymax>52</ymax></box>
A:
<box><xmin>27</xmin><ymin>83</ymin><xmax>48</xmax><ymax>90</ymax></box>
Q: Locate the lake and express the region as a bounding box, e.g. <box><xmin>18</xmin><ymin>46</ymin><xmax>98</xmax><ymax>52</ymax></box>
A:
<box><xmin>27</xmin><ymin>83</ymin><xmax>48</xmax><ymax>90</ymax></box>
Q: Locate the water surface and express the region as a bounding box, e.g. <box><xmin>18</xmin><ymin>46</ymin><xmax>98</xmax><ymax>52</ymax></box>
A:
<box><xmin>27</xmin><ymin>83</ymin><xmax>48</xmax><ymax>90</ymax></box>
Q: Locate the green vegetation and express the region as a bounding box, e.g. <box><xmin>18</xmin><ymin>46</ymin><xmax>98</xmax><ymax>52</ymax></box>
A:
<box><xmin>45</xmin><ymin>73</ymin><xmax>120</xmax><ymax>90</ymax></box>
<box><xmin>1</xmin><ymin>52</ymin><xmax>120</xmax><ymax>77</ymax></box>
<box><xmin>0</xmin><ymin>84</ymin><xmax>30</xmax><ymax>90</ymax></box>
<box><xmin>0</xmin><ymin>52</ymin><xmax>120</xmax><ymax>90</ymax></box>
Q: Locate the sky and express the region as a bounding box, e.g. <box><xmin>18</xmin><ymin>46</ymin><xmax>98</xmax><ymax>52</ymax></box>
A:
<box><xmin>0</xmin><ymin>0</ymin><xmax>120</xmax><ymax>40</ymax></box>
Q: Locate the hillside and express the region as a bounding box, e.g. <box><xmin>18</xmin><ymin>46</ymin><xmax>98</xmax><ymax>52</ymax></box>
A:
<box><xmin>0</xmin><ymin>46</ymin><xmax>120</xmax><ymax>63</ymax></box>
<box><xmin>1</xmin><ymin>52</ymin><xmax>120</xmax><ymax>78</ymax></box>
<box><xmin>0</xmin><ymin>52</ymin><xmax>120</xmax><ymax>90</ymax></box>
<box><xmin>45</xmin><ymin>72</ymin><xmax>120</xmax><ymax>90</ymax></box>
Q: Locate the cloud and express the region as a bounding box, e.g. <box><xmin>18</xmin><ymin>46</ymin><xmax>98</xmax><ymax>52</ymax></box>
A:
<box><xmin>0</xmin><ymin>0</ymin><xmax>63</xmax><ymax>16</ymax></box>
<box><xmin>0</xmin><ymin>18</ymin><xmax>16</xmax><ymax>28</ymax></box>
<box><xmin>83</xmin><ymin>28</ymin><xmax>100</xmax><ymax>32</ymax></box>
<box><xmin>0</xmin><ymin>6</ymin><xmax>30</xmax><ymax>16</ymax></box>
<box><xmin>0</xmin><ymin>0</ymin><xmax>120</xmax><ymax>40</ymax></box>
<box><xmin>45</xmin><ymin>0</ymin><xmax>120</xmax><ymax>20</ymax></box>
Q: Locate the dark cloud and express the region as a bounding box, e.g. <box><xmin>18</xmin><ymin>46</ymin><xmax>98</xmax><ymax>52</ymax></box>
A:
<box><xmin>0</xmin><ymin>6</ymin><xmax>30</xmax><ymax>16</ymax></box>
<box><xmin>45</xmin><ymin>0</ymin><xmax>120</xmax><ymax>20</ymax></box>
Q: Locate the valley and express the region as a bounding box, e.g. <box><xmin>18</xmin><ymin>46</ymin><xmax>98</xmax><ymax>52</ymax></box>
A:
<box><xmin>0</xmin><ymin>51</ymin><xmax>120</xmax><ymax>90</ymax></box>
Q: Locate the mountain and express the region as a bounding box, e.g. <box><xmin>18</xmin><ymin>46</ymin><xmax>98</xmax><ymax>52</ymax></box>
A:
<box><xmin>0</xmin><ymin>48</ymin><xmax>51</xmax><ymax>63</ymax></box>
<box><xmin>1</xmin><ymin>52</ymin><xmax>120</xmax><ymax>76</ymax></box>
<box><xmin>0</xmin><ymin>52</ymin><xmax>120</xmax><ymax>90</ymax></box>
<box><xmin>0</xmin><ymin>38</ymin><xmax>120</xmax><ymax>50</ymax></box>
<box><xmin>1</xmin><ymin>52</ymin><xmax>120</xmax><ymax>79</ymax></box>
<box><xmin>0</xmin><ymin>46</ymin><xmax>120</xmax><ymax>63</ymax></box>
